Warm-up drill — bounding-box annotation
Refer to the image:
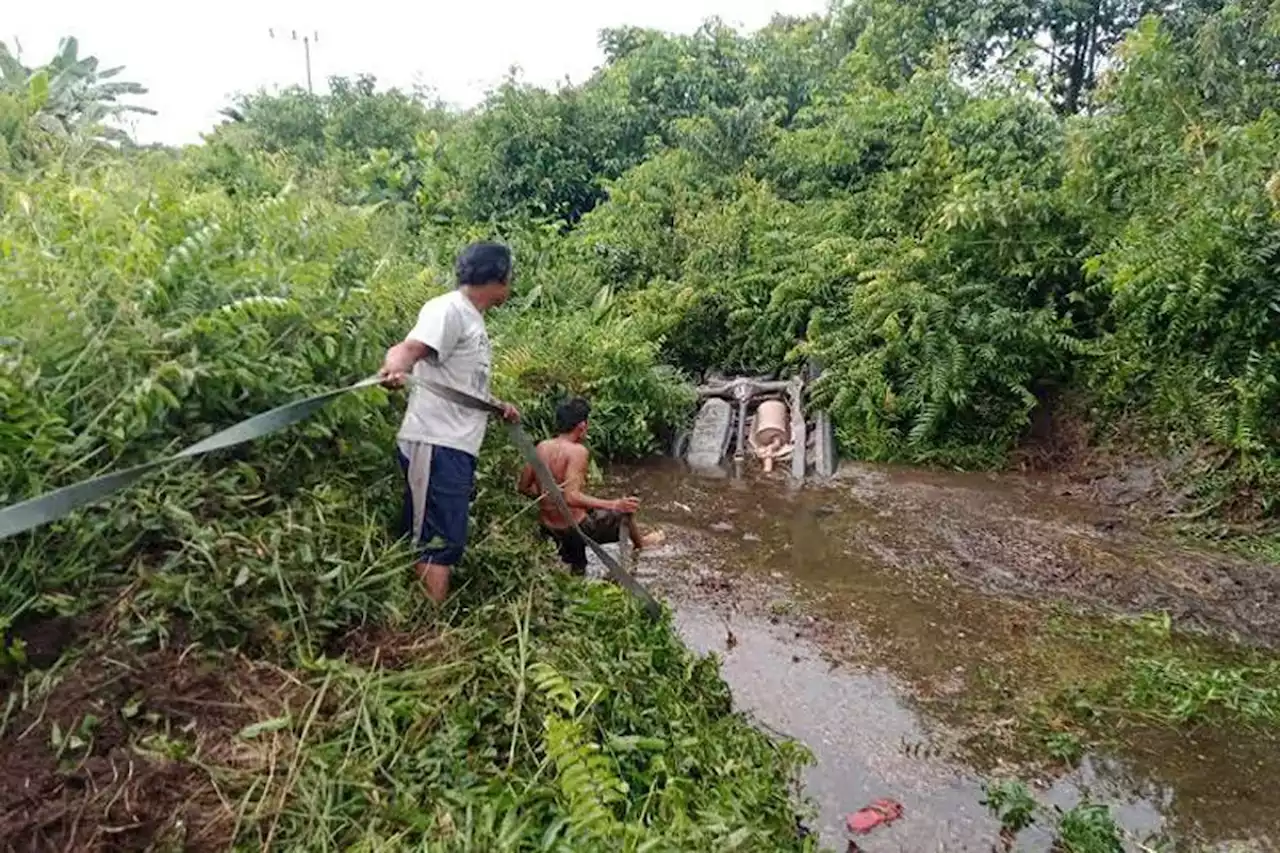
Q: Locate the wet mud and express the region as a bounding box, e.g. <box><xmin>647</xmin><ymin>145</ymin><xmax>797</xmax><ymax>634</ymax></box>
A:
<box><xmin>598</xmin><ymin>459</ymin><xmax>1280</xmax><ymax>852</ymax></box>
<box><xmin>0</xmin><ymin>647</ymin><xmax>306</xmax><ymax>852</ymax></box>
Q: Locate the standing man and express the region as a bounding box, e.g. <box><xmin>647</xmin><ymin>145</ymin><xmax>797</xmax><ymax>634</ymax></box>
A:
<box><xmin>379</xmin><ymin>242</ymin><xmax>520</xmax><ymax>603</ymax></box>
<box><xmin>518</xmin><ymin>397</ymin><xmax>664</xmax><ymax>576</ymax></box>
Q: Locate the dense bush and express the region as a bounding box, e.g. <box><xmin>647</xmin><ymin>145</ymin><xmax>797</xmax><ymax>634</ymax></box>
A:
<box><xmin>1064</xmin><ymin>11</ymin><xmax>1280</xmax><ymax>516</ymax></box>
<box><xmin>3</xmin><ymin>0</ymin><xmax>1280</xmax><ymax>846</ymax></box>
<box><xmin>0</xmin><ymin>111</ymin><xmax>773</xmax><ymax>849</ymax></box>
<box><xmin>4</xmin><ymin>0</ymin><xmax>1276</xmax><ymax>652</ymax></box>
<box><xmin>386</xmin><ymin>0</ymin><xmax>1278</xmax><ymax>517</ymax></box>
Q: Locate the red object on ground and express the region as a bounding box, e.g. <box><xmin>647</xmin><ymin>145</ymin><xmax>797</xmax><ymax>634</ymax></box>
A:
<box><xmin>846</xmin><ymin>798</ymin><xmax>904</xmax><ymax>834</ymax></box>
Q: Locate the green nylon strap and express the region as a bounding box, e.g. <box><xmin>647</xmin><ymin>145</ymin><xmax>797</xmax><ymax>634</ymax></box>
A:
<box><xmin>0</xmin><ymin>375</ymin><xmax>661</xmax><ymax>620</ymax></box>
<box><xmin>0</xmin><ymin>377</ymin><xmax>382</xmax><ymax>542</ymax></box>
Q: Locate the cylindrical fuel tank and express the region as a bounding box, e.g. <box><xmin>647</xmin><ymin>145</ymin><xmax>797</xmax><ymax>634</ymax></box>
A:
<box><xmin>753</xmin><ymin>399</ymin><xmax>789</xmax><ymax>446</ymax></box>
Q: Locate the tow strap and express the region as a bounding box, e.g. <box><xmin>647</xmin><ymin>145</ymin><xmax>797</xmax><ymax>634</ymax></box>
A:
<box><xmin>407</xmin><ymin>377</ymin><xmax>660</xmax><ymax>617</ymax></box>
<box><xmin>0</xmin><ymin>375</ymin><xmax>661</xmax><ymax>619</ymax></box>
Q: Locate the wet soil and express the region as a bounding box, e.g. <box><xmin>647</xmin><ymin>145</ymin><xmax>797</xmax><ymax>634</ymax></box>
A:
<box><xmin>663</xmin><ymin>459</ymin><xmax>1280</xmax><ymax>646</ymax></box>
<box><xmin>4</xmin><ymin>616</ymin><xmax>79</xmax><ymax>671</ymax></box>
<box><xmin>0</xmin><ymin>644</ymin><xmax>306</xmax><ymax>852</ymax></box>
<box><xmin>600</xmin><ymin>458</ymin><xmax>1280</xmax><ymax>852</ymax></box>
<box><xmin>331</xmin><ymin>622</ymin><xmax>454</xmax><ymax>670</ymax></box>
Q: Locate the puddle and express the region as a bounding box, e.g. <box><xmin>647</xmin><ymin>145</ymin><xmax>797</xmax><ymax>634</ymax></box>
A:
<box><xmin>589</xmin><ymin>459</ymin><xmax>1280</xmax><ymax>851</ymax></box>
<box><xmin>674</xmin><ymin>604</ymin><xmax>1167</xmax><ymax>851</ymax></box>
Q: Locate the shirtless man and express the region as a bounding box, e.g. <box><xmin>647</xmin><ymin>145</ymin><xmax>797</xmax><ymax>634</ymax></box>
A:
<box><xmin>517</xmin><ymin>397</ymin><xmax>663</xmax><ymax>575</ymax></box>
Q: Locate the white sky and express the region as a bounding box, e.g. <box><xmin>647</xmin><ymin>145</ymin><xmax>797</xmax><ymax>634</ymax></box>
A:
<box><xmin>9</xmin><ymin>0</ymin><xmax>830</xmax><ymax>145</ymax></box>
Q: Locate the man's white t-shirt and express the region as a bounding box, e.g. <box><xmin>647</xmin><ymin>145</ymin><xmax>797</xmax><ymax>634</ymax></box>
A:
<box><xmin>397</xmin><ymin>290</ymin><xmax>492</xmax><ymax>457</ymax></box>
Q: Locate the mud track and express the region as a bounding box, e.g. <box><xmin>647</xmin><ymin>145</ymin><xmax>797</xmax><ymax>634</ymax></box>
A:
<box><xmin>829</xmin><ymin>462</ymin><xmax>1280</xmax><ymax>646</ymax></box>
<box><xmin>619</xmin><ymin>459</ymin><xmax>1280</xmax><ymax>647</ymax></box>
<box><xmin>0</xmin><ymin>646</ymin><xmax>306</xmax><ymax>852</ymax></box>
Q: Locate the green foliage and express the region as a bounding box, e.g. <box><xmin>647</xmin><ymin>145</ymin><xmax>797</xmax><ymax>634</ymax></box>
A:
<box><xmin>0</xmin><ymin>141</ymin><xmax>693</xmax><ymax>625</ymax></box>
<box><xmin>981</xmin><ymin>779</ymin><xmax>1038</xmax><ymax>833</ymax></box>
<box><xmin>1064</xmin><ymin>7</ymin><xmax>1280</xmax><ymax>519</ymax></box>
<box><xmin>70</xmin><ymin>0</ymin><xmax>1273</xmax><ymax>510</ymax></box>
<box><xmin>0</xmin><ymin>37</ymin><xmax>153</xmax><ymax>138</ymax></box>
<box><xmin>1039</xmin><ymin>611</ymin><xmax>1280</xmax><ymax>736</ymax></box>
<box><xmin>229</xmin><ymin>580</ymin><xmax>816</xmax><ymax>851</ymax></box>
<box><xmin>6</xmin><ymin>0</ymin><xmax>1280</xmax><ymax>844</ymax></box>
<box><xmin>220</xmin><ymin>74</ymin><xmax>447</xmax><ymax>166</ymax></box>
<box><xmin>982</xmin><ymin>782</ymin><xmax>1127</xmax><ymax>851</ymax></box>
<box><xmin>429</xmin><ymin>78</ymin><xmax>645</xmax><ymax>225</ymax></box>
<box><xmin>1120</xmin><ymin>656</ymin><xmax>1280</xmax><ymax>726</ymax></box>
<box><xmin>0</xmin><ymin>153</ymin><xmax>416</xmax><ymax>644</ymax></box>
<box><xmin>796</xmin><ymin>77</ymin><xmax>1086</xmax><ymax>461</ymax></box>
<box><xmin>492</xmin><ymin>310</ymin><xmax>696</xmax><ymax>460</ymax></box>
<box><xmin>0</xmin><ymin>37</ymin><xmax>152</xmax><ymax>168</ymax></box>
<box><xmin>1055</xmin><ymin>802</ymin><xmax>1125</xmax><ymax>853</ymax></box>
<box><xmin>531</xmin><ymin>662</ymin><xmax>629</xmax><ymax>839</ymax></box>
<box><xmin>576</xmin><ymin>0</ymin><xmax>1280</xmax><ymax>506</ymax></box>
<box><xmin>1042</xmin><ymin>729</ymin><xmax>1085</xmax><ymax>766</ymax></box>
<box><xmin>164</xmin><ymin>0</ymin><xmax>1280</xmax><ymax>517</ymax></box>
<box><xmin>0</xmin><ymin>40</ymin><xmax>754</xmax><ymax>848</ymax></box>
<box><xmin>583</xmin><ymin>66</ymin><xmax>1087</xmax><ymax>459</ymax></box>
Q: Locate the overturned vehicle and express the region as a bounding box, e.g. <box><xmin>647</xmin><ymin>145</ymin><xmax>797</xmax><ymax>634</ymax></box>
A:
<box><xmin>675</xmin><ymin>368</ymin><xmax>836</xmax><ymax>481</ymax></box>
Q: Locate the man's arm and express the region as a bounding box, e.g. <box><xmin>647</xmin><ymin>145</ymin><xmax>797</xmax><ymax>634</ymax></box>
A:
<box><xmin>379</xmin><ymin>339</ymin><xmax>431</xmax><ymax>387</ymax></box>
<box><xmin>379</xmin><ymin>299</ymin><xmax>457</xmax><ymax>387</ymax></box>
<box><xmin>560</xmin><ymin>447</ymin><xmax>632</xmax><ymax>513</ymax></box>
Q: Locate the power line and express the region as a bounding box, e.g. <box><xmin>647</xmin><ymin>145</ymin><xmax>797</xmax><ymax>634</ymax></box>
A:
<box><xmin>268</xmin><ymin>27</ymin><xmax>320</xmax><ymax>94</ymax></box>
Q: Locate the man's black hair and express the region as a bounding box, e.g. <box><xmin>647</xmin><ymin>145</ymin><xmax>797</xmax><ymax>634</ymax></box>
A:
<box><xmin>555</xmin><ymin>397</ymin><xmax>591</xmax><ymax>434</ymax></box>
<box><xmin>456</xmin><ymin>241</ymin><xmax>513</xmax><ymax>287</ymax></box>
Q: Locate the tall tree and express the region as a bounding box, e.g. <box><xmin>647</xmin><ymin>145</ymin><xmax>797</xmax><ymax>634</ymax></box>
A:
<box><xmin>946</xmin><ymin>0</ymin><xmax>1227</xmax><ymax>113</ymax></box>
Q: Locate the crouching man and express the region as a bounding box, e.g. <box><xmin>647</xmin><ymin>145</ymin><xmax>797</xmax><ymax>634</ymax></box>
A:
<box><xmin>518</xmin><ymin>397</ymin><xmax>664</xmax><ymax>575</ymax></box>
<box><xmin>378</xmin><ymin>242</ymin><xmax>519</xmax><ymax>603</ymax></box>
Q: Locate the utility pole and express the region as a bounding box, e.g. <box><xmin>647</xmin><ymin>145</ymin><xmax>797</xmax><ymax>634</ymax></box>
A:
<box><xmin>268</xmin><ymin>27</ymin><xmax>319</xmax><ymax>93</ymax></box>
<box><xmin>303</xmin><ymin>33</ymin><xmax>313</xmax><ymax>93</ymax></box>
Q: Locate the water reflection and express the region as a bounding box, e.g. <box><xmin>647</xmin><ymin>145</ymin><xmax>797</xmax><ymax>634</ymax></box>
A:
<box><xmin>590</xmin><ymin>459</ymin><xmax>1278</xmax><ymax>851</ymax></box>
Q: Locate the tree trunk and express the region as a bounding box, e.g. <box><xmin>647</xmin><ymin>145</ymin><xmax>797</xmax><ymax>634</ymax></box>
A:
<box><xmin>1062</xmin><ymin>0</ymin><xmax>1103</xmax><ymax>115</ymax></box>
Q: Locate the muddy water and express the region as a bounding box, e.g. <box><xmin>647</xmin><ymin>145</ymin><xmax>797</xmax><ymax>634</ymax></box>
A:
<box><xmin>593</xmin><ymin>459</ymin><xmax>1280</xmax><ymax>852</ymax></box>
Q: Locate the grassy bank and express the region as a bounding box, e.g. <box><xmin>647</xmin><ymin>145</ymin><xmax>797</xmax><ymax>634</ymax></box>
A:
<box><xmin>0</xmin><ymin>147</ymin><xmax>805</xmax><ymax>850</ymax></box>
<box><xmin>3</xmin><ymin>568</ymin><xmax>816</xmax><ymax>850</ymax></box>
<box><xmin>946</xmin><ymin>606</ymin><xmax>1280</xmax><ymax>764</ymax></box>
<box><xmin>988</xmin><ymin>611</ymin><xmax>1280</xmax><ymax>851</ymax></box>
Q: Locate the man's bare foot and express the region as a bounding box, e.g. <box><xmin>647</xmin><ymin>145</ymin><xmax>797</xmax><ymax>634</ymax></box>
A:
<box><xmin>637</xmin><ymin>529</ymin><xmax>666</xmax><ymax>550</ymax></box>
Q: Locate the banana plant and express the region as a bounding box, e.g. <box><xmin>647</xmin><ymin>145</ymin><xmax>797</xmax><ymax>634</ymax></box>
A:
<box><xmin>0</xmin><ymin>37</ymin><xmax>153</xmax><ymax>145</ymax></box>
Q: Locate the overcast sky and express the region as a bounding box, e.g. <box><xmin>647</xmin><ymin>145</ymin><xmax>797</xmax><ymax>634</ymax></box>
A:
<box><xmin>9</xmin><ymin>0</ymin><xmax>829</xmax><ymax>145</ymax></box>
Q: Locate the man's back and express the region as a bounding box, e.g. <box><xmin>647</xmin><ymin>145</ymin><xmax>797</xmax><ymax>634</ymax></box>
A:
<box><xmin>517</xmin><ymin>396</ymin><xmax>662</xmax><ymax>574</ymax></box>
<box><xmin>397</xmin><ymin>289</ymin><xmax>493</xmax><ymax>456</ymax></box>
<box><xmin>534</xmin><ymin>436</ymin><xmax>588</xmax><ymax>529</ymax></box>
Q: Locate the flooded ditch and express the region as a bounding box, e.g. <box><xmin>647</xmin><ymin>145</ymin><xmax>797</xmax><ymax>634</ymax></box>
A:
<box><xmin>590</xmin><ymin>459</ymin><xmax>1280</xmax><ymax>852</ymax></box>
